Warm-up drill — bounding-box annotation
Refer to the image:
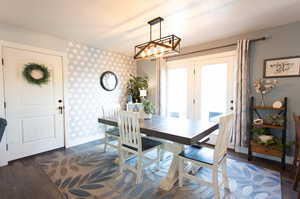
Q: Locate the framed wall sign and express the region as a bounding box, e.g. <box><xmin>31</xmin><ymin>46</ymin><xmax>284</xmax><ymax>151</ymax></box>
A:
<box><xmin>264</xmin><ymin>56</ymin><xmax>300</xmax><ymax>78</ymax></box>
<box><xmin>100</xmin><ymin>71</ymin><xmax>118</xmax><ymax>91</ymax></box>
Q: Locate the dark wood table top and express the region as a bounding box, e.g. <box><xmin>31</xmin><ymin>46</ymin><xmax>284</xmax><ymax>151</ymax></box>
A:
<box><xmin>98</xmin><ymin>115</ymin><xmax>218</xmax><ymax>145</ymax></box>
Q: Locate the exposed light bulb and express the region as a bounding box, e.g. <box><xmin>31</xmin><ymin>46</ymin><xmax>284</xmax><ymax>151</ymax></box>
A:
<box><xmin>147</xmin><ymin>49</ymin><xmax>151</xmax><ymax>56</ymax></box>
<box><xmin>141</xmin><ymin>51</ymin><xmax>146</xmax><ymax>58</ymax></box>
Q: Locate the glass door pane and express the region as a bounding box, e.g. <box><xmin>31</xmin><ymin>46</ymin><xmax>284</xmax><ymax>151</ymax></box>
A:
<box><xmin>200</xmin><ymin>63</ymin><xmax>228</xmax><ymax>123</ymax></box>
<box><xmin>166</xmin><ymin>67</ymin><xmax>188</xmax><ymax>118</ymax></box>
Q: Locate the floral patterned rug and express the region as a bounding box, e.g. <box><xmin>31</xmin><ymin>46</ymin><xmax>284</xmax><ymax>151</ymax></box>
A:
<box><xmin>35</xmin><ymin>140</ymin><xmax>282</xmax><ymax>199</ymax></box>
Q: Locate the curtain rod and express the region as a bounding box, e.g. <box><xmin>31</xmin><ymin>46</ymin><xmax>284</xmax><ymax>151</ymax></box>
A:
<box><xmin>166</xmin><ymin>36</ymin><xmax>267</xmax><ymax>59</ymax></box>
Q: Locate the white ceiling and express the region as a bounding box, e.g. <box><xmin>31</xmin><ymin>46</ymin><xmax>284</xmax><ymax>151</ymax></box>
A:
<box><xmin>0</xmin><ymin>0</ymin><xmax>300</xmax><ymax>55</ymax></box>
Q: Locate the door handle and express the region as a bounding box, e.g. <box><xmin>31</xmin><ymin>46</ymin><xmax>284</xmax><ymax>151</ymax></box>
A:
<box><xmin>58</xmin><ymin>106</ymin><xmax>64</xmax><ymax>114</ymax></box>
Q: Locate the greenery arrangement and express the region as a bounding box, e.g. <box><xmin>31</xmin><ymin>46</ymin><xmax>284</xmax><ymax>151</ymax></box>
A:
<box><xmin>127</xmin><ymin>74</ymin><xmax>148</xmax><ymax>103</ymax></box>
<box><xmin>264</xmin><ymin>114</ymin><xmax>284</xmax><ymax>126</ymax></box>
<box><xmin>253</xmin><ymin>79</ymin><xmax>278</xmax><ymax>106</ymax></box>
<box><xmin>142</xmin><ymin>99</ymin><xmax>155</xmax><ymax>115</ymax></box>
<box><xmin>251</xmin><ymin>127</ymin><xmax>294</xmax><ymax>152</ymax></box>
<box><xmin>22</xmin><ymin>63</ymin><xmax>50</xmax><ymax>85</ymax></box>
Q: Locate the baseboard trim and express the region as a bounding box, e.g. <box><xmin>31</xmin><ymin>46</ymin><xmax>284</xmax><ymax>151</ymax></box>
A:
<box><xmin>66</xmin><ymin>134</ymin><xmax>105</xmax><ymax>148</ymax></box>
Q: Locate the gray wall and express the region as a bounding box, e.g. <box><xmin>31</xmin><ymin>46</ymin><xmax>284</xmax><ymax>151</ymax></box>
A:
<box><xmin>138</xmin><ymin>21</ymin><xmax>300</xmax><ymax>148</ymax></box>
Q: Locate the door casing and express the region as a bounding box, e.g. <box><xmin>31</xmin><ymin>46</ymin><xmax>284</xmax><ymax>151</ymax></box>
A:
<box><xmin>0</xmin><ymin>40</ymin><xmax>70</xmax><ymax>166</ymax></box>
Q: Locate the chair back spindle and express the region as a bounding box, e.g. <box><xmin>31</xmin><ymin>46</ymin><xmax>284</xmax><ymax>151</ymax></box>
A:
<box><xmin>213</xmin><ymin>113</ymin><xmax>234</xmax><ymax>164</ymax></box>
<box><xmin>118</xmin><ymin>111</ymin><xmax>142</xmax><ymax>152</ymax></box>
<box><xmin>101</xmin><ymin>104</ymin><xmax>120</xmax><ymax>120</ymax></box>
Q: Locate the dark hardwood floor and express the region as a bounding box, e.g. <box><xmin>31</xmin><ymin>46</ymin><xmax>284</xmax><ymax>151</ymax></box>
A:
<box><xmin>0</xmin><ymin>143</ymin><xmax>298</xmax><ymax>199</ymax></box>
<box><xmin>0</xmin><ymin>156</ymin><xmax>64</xmax><ymax>199</ymax></box>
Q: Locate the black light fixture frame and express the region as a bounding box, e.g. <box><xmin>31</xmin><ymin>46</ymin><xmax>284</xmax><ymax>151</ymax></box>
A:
<box><xmin>134</xmin><ymin>17</ymin><xmax>181</xmax><ymax>60</ymax></box>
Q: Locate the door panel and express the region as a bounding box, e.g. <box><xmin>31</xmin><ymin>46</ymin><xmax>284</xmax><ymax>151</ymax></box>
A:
<box><xmin>195</xmin><ymin>56</ymin><xmax>234</xmax><ymax>146</ymax></box>
<box><xmin>165</xmin><ymin>60</ymin><xmax>194</xmax><ymax>119</ymax></box>
<box><xmin>3</xmin><ymin>47</ymin><xmax>64</xmax><ymax>160</ymax></box>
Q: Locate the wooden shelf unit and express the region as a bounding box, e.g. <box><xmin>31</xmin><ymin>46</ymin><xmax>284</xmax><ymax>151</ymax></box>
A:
<box><xmin>251</xmin><ymin>106</ymin><xmax>285</xmax><ymax>111</ymax></box>
<box><xmin>251</xmin><ymin>123</ymin><xmax>284</xmax><ymax>129</ymax></box>
<box><xmin>248</xmin><ymin>96</ymin><xmax>287</xmax><ymax>169</ymax></box>
<box><xmin>250</xmin><ymin>141</ymin><xmax>282</xmax><ymax>158</ymax></box>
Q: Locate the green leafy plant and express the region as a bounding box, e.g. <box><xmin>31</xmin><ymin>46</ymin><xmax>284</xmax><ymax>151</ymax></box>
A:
<box><xmin>251</xmin><ymin>127</ymin><xmax>270</xmax><ymax>140</ymax></box>
<box><xmin>264</xmin><ymin>114</ymin><xmax>285</xmax><ymax>126</ymax></box>
<box><xmin>251</xmin><ymin>127</ymin><xmax>294</xmax><ymax>152</ymax></box>
<box><xmin>142</xmin><ymin>99</ymin><xmax>155</xmax><ymax>115</ymax></box>
<box><xmin>127</xmin><ymin>74</ymin><xmax>148</xmax><ymax>103</ymax></box>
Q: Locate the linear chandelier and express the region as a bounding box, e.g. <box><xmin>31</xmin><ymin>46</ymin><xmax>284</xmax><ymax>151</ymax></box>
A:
<box><xmin>134</xmin><ymin>17</ymin><xmax>181</xmax><ymax>60</ymax></box>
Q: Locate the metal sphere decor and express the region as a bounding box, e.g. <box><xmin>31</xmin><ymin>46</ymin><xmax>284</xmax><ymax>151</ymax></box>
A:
<box><xmin>22</xmin><ymin>63</ymin><xmax>50</xmax><ymax>85</ymax></box>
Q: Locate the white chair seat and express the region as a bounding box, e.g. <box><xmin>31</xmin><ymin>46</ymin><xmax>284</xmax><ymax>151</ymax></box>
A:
<box><xmin>179</xmin><ymin>146</ymin><xmax>214</xmax><ymax>165</ymax></box>
<box><xmin>123</xmin><ymin>137</ymin><xmax>161</xmax><ymax>152</ymax></box>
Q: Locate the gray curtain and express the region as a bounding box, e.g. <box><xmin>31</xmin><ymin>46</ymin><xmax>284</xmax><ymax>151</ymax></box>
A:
<box><xmin>232</xmin><ymin>40</ymin><xmax>250</xmax><ymax>148</ymax></box>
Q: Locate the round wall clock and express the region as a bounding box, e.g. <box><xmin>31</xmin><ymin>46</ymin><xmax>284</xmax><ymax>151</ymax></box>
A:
<box><xmin>100</xmin><ymin>71</ymin><xmax>118</xmax><ymax>91</ymax></box>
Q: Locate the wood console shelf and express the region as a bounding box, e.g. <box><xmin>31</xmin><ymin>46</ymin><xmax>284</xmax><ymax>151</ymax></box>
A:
<box><xmin>251</xmin><ymin>123</ymin><xmax>284</xmax><ymax>129</ymax></box>
<box><xmin>251</xmin><ymin>106</ymin><xmax>285</xmax><ymax>111</ymax></box>
<box><xmin>248</xmin><ymin>96</ymin><xmax>287</xmax><ymax>169</ymax></box>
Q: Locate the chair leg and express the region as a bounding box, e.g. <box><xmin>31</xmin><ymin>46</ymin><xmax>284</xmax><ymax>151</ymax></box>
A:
<box><xmin>293</xmin><ymin>165</ymin><xmax>300</xmax><ymax>191</ymax></box>
<box><xmin>160</xmin><ymin>146</ymin><xmax>165</xmax><ymax>161</ymax></box>
<box><xmin>156</xmin><ymin>146</ymin><xmax>160</xmax><ymax>171</ymax></box>
<box><xmin>119</xmin><ymin>149</ymin><xmax>124</xmax><ymax>175</ymax></box>
<box><xmin>222</xmin><ymin>159</ymin><xmax>230</xmax><ymax>190</ymax></box>
<box><xmin>104</xmin><ymin>133</ymin><xmax>108</xmax><ymax>152</ymax></box>
<box><xmin>136</xmin><ymin>154</ymin><xmax>143</xmax><ymax>184</ymax></box>
<box><xmin>178</xmin><ymin>158</ymin><xmax>184</xmax><ymax>187</ymax></box>
<box><xmin>293</xmin><ymin>145</ymin><xmax>299</xmax><ymax>167</ymax></box>
<box><xmin>212</xmin><ymin>168</ymin><xmax>220</xmax><ymax>199</ymax></box>
<box><xmin>117</xmin><ymin>138</ymin><xmax>121</xmax><ymax>165</ymax></box>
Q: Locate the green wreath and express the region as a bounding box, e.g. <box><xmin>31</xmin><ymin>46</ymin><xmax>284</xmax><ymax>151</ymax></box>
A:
<box><xmin>22</xmin><ymin>63</ymin><xmax>50</xmax><ymax>85</ymax></box>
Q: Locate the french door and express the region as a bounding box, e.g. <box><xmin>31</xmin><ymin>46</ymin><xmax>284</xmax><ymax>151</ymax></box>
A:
<box><xmin>165</xmin><ymin>51</ymin><xmax>235</xmax><ymax>145</ymax></box>
<box><xmin>194</xmin><ymin>54</ymin><xmax>234</xmax><ymax>145</ymax></box>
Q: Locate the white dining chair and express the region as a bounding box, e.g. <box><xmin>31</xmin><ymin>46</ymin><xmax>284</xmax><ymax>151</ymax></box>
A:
<box><xmin>178</xmin><ymin>113</ymin><xmax>234</xmax><ymax>199</ymax></box>
<box><xmin>118</xmin><ymin>110</ymin><xmax>162</xmax><ymax>184</ymax></box>
<box><xmin>101</xmin><ymin>105</ymin><xmax>120</xmax><ymax>152</ymax></box>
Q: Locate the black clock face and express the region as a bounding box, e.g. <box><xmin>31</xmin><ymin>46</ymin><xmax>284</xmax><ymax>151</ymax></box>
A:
<box><xmin>100</xmin><ymin>71</ymin><xmax>118</xmax><ymax>91</ymax></box>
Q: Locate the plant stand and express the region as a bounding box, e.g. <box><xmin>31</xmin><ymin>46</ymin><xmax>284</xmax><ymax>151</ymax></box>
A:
<box><xmin>248</xmin><ymin>96</ymin><xmax>287</xmax><ymax>169</ymax></box>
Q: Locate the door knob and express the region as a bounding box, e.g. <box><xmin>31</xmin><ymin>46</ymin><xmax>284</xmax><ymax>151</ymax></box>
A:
<box><xmin>58</xmin><ymin>106</ymin><xmax>64</xmax><ymax>114</ymax></box>
<box><xmin>230</xmin><ymin>107</ymin><xmax>234</xmax><ymax>110</ymax></box>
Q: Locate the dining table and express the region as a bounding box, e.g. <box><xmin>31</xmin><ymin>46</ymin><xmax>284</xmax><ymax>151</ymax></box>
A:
<box><xmin>98</xmin><ymin>115</ymin><xmax>218</xmax><ymax>191</ymax></box>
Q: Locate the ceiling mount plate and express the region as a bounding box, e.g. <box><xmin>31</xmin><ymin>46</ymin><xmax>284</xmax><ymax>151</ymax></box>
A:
<box><xmin>148</xmin><ymin>17</ymin><xmax>164</xmax><ymax>25</ymax></box>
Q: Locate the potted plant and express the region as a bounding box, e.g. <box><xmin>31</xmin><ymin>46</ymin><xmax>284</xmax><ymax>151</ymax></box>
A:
<box><xmin>127</xmin><ymin>75</ymin><xmax>148</xmax><ymax>103</ymax></box>
<box><xmin>142</xmin><ymin>99</ymin><xmax>155</xmax><ymax>119</ymax></box>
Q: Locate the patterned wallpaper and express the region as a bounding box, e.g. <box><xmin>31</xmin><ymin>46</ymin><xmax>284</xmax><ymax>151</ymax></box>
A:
<box><xmin>67</xmin><ymin>42</ymin><xmax>136</xmax><ymax>146</ymax></box>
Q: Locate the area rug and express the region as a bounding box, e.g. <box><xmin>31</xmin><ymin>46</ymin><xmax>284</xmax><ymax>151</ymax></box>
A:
<box><xmin>35</xmin><ymin>141</ymin><xmax>282</xmax><ymax>199</ymax></box>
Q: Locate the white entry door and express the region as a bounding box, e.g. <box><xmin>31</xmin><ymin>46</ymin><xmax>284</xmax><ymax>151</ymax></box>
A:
<box><xmin>3</xmin><ymin>46</ymin><xmax>65</xmax><ymax>160</ymax></box>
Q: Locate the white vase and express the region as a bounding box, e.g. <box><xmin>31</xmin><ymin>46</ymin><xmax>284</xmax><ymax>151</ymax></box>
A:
<box><xmin>143</xmin><ymin>113</ymin><xmax>152</xmax><ymax>120</ymax></box>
